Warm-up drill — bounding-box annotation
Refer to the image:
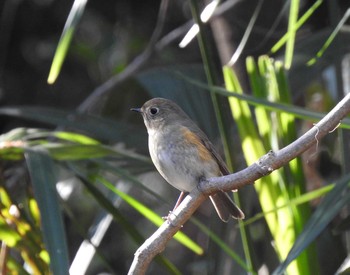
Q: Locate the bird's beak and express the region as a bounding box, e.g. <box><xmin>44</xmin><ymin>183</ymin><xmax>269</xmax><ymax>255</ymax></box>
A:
<box><xmin>130</xmin><ymin>108</ymin><xmax>142</xmax><ymax>113</ymax></box>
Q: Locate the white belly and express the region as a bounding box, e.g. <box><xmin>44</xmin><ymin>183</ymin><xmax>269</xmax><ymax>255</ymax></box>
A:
<box><xmin>148</xmin><ymin>128</ymin><xmax>218</xmax><ymax>192</ymax></box>
<box><xmin>155</xmin><ymin>148</ymin><xmax>195</xmax><ymax>191</ymax></box>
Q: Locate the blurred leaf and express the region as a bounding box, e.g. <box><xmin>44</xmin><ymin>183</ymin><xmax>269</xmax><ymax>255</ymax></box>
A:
<box><xmin>47</xmin><ymin>0</ymin><xmax>88</xmax><ymax>84</ymax></box>
<box><xmin>53</xmin><ymin>131</ymin><xmax>100</xmax><ymax>144</ymax></box>
<box><xmin>0</xmin><ymin>222</ymin><xmax>21</xmax><ymax>247</ymax></box>
<box><xmin>271</xmin><ymin>0</ymin><xmax>323</xmax><ymax>53</ymax></box>
<box><xmin>178</xmin><ymin>74</ymin><xmax>350</xmax><ymax>129</ymax></box>
<box><xmin>28</xmin><ymin>198</ymin><xmax>41</xmax><ymax>227</ymax></box>
<box><xmin>71</xmin><ymin>168</ymin><xmax>181</xmax><ymax>274</ymax></box>
<box><xmin>0</xmin><ymin>186</ymin><xmax>12</xmax><ymax>208</ymax></box>
<box><xmin>307</xmin><ymin>8</ymin><xmax>350</xmax><ymax>65</ymax></box>
<box><xmin>249</xmin><ymin>56</ymin><xmax>318</xmax><ymax>274</ymax></box>
<box><xmin>0</xmin><ymin>107</ymin><xmax>143</xmax><ymax>145</ymax></box>
<box><xmin>273</xmin><ymin>174</ymin><xmax>350</xmax><ymax>274</ymax></box>
<box><xmin>93</xmin><ymin>159</ymin><xmax>164</xmax><ymax>203</ymax></box>
<box><xmin>227</xmin><ymin>0</ymin><xmax>263</xmax><ymax>66</ymax></box>
<box><xmin>244</xmin><ymin>182</ymin><xmax>335</xmax><ymax>226</ymax></box>
<box><xmin>39</xmin><ymin>143</ymin><xmax>115</xmax><ymax>160</ymax></box>
<box><xmin>97</xmin><ymin>176</ymin><xmax>204</xmax><ymax>255</ymax></box>
<box><xmin>0</xmin><ymin>128</ymin><xmax>32</xmax><ymax>141</ymax></box>
<box><xmin>224</xmin><ymin>63</ymin><xmax>320</xmax><ymax>274</ymax></box>
<box><xmin>284</xmin><ymin>0</ymin><xmax>299</xmax><ymax>69</ymax></box>
<box><xmin>25</xmin><ymin>149</ymin><xmax>69</xmax><ymax>275</ymax></box>
<box><xmin>224</xmin><ymin>65</ymin><xmax>269</xmax><ymax>273</ymax></box>
<box><xmin>0</xmin><ymin>146</ymin><xmax>25</xmax><ymax>160</ymax></box>
<box><xmin>6</xmin><ymin>256</ymin><xmax>31</xmax><ymax>275</ymax></box>
<box><xmin>190</xmin><ymin>218</ymin><xmax>253</xmax><ymax>272</ymax></box>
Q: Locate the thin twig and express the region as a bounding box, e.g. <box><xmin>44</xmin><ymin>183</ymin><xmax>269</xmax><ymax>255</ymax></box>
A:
<box><xmin>127</xmin><ymin>92</ymin><xmax>350</xmax><ymax>275</ymax></box>
<box><xmin>77</xmin><ymin>0</ymin><xmax>170</xmax><ymax>113</ymax></box>
<box><xmin>77</xmin><ymin>0</ymin><xmax>244</xmax><ymax>113</ymax></box>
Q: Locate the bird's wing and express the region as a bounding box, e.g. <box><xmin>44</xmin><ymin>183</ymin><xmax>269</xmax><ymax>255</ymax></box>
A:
<box><xmin>183</xmin><ymin>124</ymin><xmax>230</xmax><ymax>176</ymax></box>
<box><xmin>200</xmin><ymin>135</ymin><xmax>230</xmax><ymax>176</ymax></box>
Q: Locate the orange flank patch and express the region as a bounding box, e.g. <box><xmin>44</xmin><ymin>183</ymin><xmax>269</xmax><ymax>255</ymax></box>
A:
<box><xmin>181</xmin><ymin>127</ymin><xmax>212</xmax><ymax>162</ymax></box>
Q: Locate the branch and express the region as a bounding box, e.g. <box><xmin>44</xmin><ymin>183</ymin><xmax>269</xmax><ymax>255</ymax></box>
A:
<box><xmin>128</xmin><ymin>92</ymin><xmax>350</xmax><ymax>275</ymax></box>
<box><xmin>77</xmin><ymin>0</ymin><xmax>244</xmax><ymax>113</ymax></box>
<box><xmin>77</xmin><ymin>0</ymin><xmax>169</xmax><ymax>113</ymax></box>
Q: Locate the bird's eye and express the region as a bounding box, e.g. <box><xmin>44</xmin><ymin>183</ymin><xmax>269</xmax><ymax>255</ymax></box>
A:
<box><xmin>149</xmin><ymin>107</ymin><xmax>159</xmax><ymax>115</ymax></box>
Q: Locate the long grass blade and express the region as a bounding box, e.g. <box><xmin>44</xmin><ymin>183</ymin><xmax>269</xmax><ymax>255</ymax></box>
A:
<box><xmin>72</xmin><ymin>168</ymin><xmax>181</xmax><ymax>274</ymax></box>
<box><xmin>47</xmin><ymin>0</ymin><xmax>88</xmax><ymax>84</ymax></box>
<box><xmin>244</xmin><ymin>183</ymin><xmax>335</xmax><ymax>226</ymax></box>
<box><xmin>273</xmin><ymin>174</ymin><xmax>350</xmax><ymax>274</ymax></box>
<box><xmin>174</xmin><ymin>75</ymin><xmax>350</xmax><ymax>129</ymax></box>
<box><xmin>284</xmin><ymin>0</ymin><xmax>299</xmax><ymax>69</ymax></box>
<box><xmin>25</xmin><ymin>149</ymin><xmax>70</xmax><ymax>275</ymax></box>
<box><xmin>307</xmin><ymin>8</ymin><xmax>350</xmax><ymax>65</ymax></box>
<box><xmin>97</xmin><ymin>176</ymin><xmax>204</xmax><ymax>256</ymax></box>
<box><xmin>227</xmin><ymin>0</ymin><xmax>263</xmax><ymax>66</ymax></box>
<box><xmin>271</xmin><ymin>0</ymin><xmax>323</xmax><ymax>53</ymax></box>
<box><xmin>0</xmin><ymin>107</ymin><xmax>151</xmax><ymax>159</ymax></box>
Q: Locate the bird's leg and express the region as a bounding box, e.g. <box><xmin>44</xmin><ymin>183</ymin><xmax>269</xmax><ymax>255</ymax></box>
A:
<box><xmin>163</xmin><ymin>192</ymin><xmax>187</xmax><ymax>222</ymax></box>
<box><xmin>173</xmin><ymin>191</ymin><xmax>186</xmax><ymax>210</ymax></box>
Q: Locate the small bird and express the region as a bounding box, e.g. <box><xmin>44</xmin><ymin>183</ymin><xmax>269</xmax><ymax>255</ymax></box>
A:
<box><xmin>131</xmin><ymin>98</ymin><xmax>244</xmax><ymax>222</ymax></box>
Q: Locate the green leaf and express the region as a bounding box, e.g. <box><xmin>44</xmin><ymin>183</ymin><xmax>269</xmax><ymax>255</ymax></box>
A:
<box><xmin>0</xmin><ymin>187</ymin><xmax>12</xmax><ymax>208</ymax></box>
<box><xmin>307</xmin><ymin>8</ymin><xmax>350</xmax><ymax>65</ymax></box>
<box><xmin>0</xmin><ymin>146</ymin><xmax>25</xmax><ymax>160</ymax></box>
<box><xmin>47</xmin><ymin>0</ymin><xmax>88</xmax><ymax>84</ymax></box>
<box><xmin>177</xmin><ymin>74</ymin><xmax>350</xmax><ymax>129</ymax></box>
<box><xmin>0</xmin><ymin>107</ymin><xmax>145</xmax><ymax>147</ymax></box>
<box><xmin>284</xmin><ymin>0</ymin><xmax>299</xmax><ymax>69</ymax></box>
<box><xmin>244</xmin><ymin>183</ymin><xmax>335</xmax><ymax>226</ymax></box>
<box><xmin>40</xmin><ymin>143</ymin><xmax>115</xmax><ymax>160</ymax></box>
<box><xmin>71</xmin><ymin>167</ymin><xmax>181</xmax><ymax>274</ymax></box>
<box><xmin>53</xmin><ymin>131</ymin><xmax>100</xmax><ymax>144</ymax></box>
<box><xmin>224</xmin><ymin>64</ymin><xmax>317</xmax><ymax>275</ymax></box>
<box><xmin>0</xmin><ymin>222</ymin><xmax>21</xmax><ymax>247</ymax></box>
<box><xmin>271</xmin><ymin>0</ymin><xmax>323</xmax><ymax>53</ymax></box>
<box><xmin>97</xmin><ymin>176</ymin><xmax>204</xmax><ymax>256</ymax></box>
<box><xmin>25</xmin><ymin>149</ymin><xmax>69</xmax><ymax>275</ymax></box>
<box><xmin>190</xmin><ymin>218</ymin><xmax>253</xmax><ymax>272</ymax></box>
<box><xmin>273</xmin><ymin>174</ymin><xmax>350</xmax><ymax>274</ymax></box>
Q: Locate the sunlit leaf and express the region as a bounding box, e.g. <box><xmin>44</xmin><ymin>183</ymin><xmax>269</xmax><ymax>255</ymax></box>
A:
<box><xmin>244</xmin><ymin>183</ymin><xmax>335</xmax><ymax>226</ymax></box>
<box><xmin>0</xmin><ymin>187</ymin><xmax>12</xmax><ymax>208</ymax></box>
<box><xmin>98</xmin><ymin>176</ymin><xmax>204</xmax><ymax>255</ymax></box>
<box><xmin>0</xmin><ymin>222</ymin><xmax>21</xmax><ymax>247</ymax></box>
<box><xmin>0</xmin><ymin>107</ymin><xmax>145</xmax><ymax>147</ymax></box>
<box><xmin>273</xmin><ymin>174</ymin><xmax>350</xmax><ymax>274</ymax></box>
<box><xmin>177</xmin><ymin>74</ymin><xmax>350</xmax><ymax>129</ymax></box>
<box><xmin>28</xmin><ymin>198</ymin><xmax>41</xmax><ymax>227</ymax></box>
<box><xmin>190</xmin><ymin>218</ymin><xmax>252</xmax><ymax>272</ymax></box>
<box><xmin>54</xmin><ymin>131</ymin><xmax>100</xmax><ymax>144</ymax></box>
<box><xmin>47</xmin><ymin>0</ymin><xmax>88</xmax><ymax>84</ymax></box>
<box><xmin>284</xmin><ymin>0</ymin><xmax>299</xmax><ymax>69</ymax></box>
<box><xmin>0</xmin><ymin>146</ymin><xmax>25</xmax><ymax>160</ymax></box>
<box><xmin>40</xmin><ymin>143</ymin><xmax>114</xmax><ymax>160</ymax></box>
<box><xmin>307</xmin><ymin>8</ymin><xmax>350</xmax><ymax>65</ymax></box>
<box><xmin>71</xmin><ymin>167</ymin><xmax>181</xmax><ymax>274</ymax></box>
<box><xmin>271</xmin><ymin>0</ymin><xmax>323</xmax><ymax>53</ymax></box>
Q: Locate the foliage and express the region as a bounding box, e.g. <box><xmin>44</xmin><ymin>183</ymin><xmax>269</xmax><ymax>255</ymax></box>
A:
<box><xmin>224</xmin><ymin>58</ymin><xmax>316</xmax><ymax>274</ymax></box>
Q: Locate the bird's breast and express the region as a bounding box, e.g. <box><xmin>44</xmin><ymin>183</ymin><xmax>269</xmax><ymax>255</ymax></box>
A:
<box><xmin>148</xmin><ymin>127</ymin><xmax>219</xmax><ymax>192</ymax></box>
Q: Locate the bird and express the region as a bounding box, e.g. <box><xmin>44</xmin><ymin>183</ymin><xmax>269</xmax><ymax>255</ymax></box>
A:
<box><xmin>131</xmin><ymin>97</ymin><xmax>244</xmax><ymax>222</ymax></box>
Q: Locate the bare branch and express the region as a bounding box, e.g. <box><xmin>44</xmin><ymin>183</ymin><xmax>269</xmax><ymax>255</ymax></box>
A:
<box><xmin>77</xmin><ymin>0</ymin><xmax>169</xmax><ymax>113</ymax></box>
<box><xmin>128</xmin><ymin>92</ymin><xmax>350</xmax><ymax>275</ymax></box>
<box><xmin>77</xmin><ymin>0</ymin><xmax>245</xmax><ymax>114</ymax></box>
